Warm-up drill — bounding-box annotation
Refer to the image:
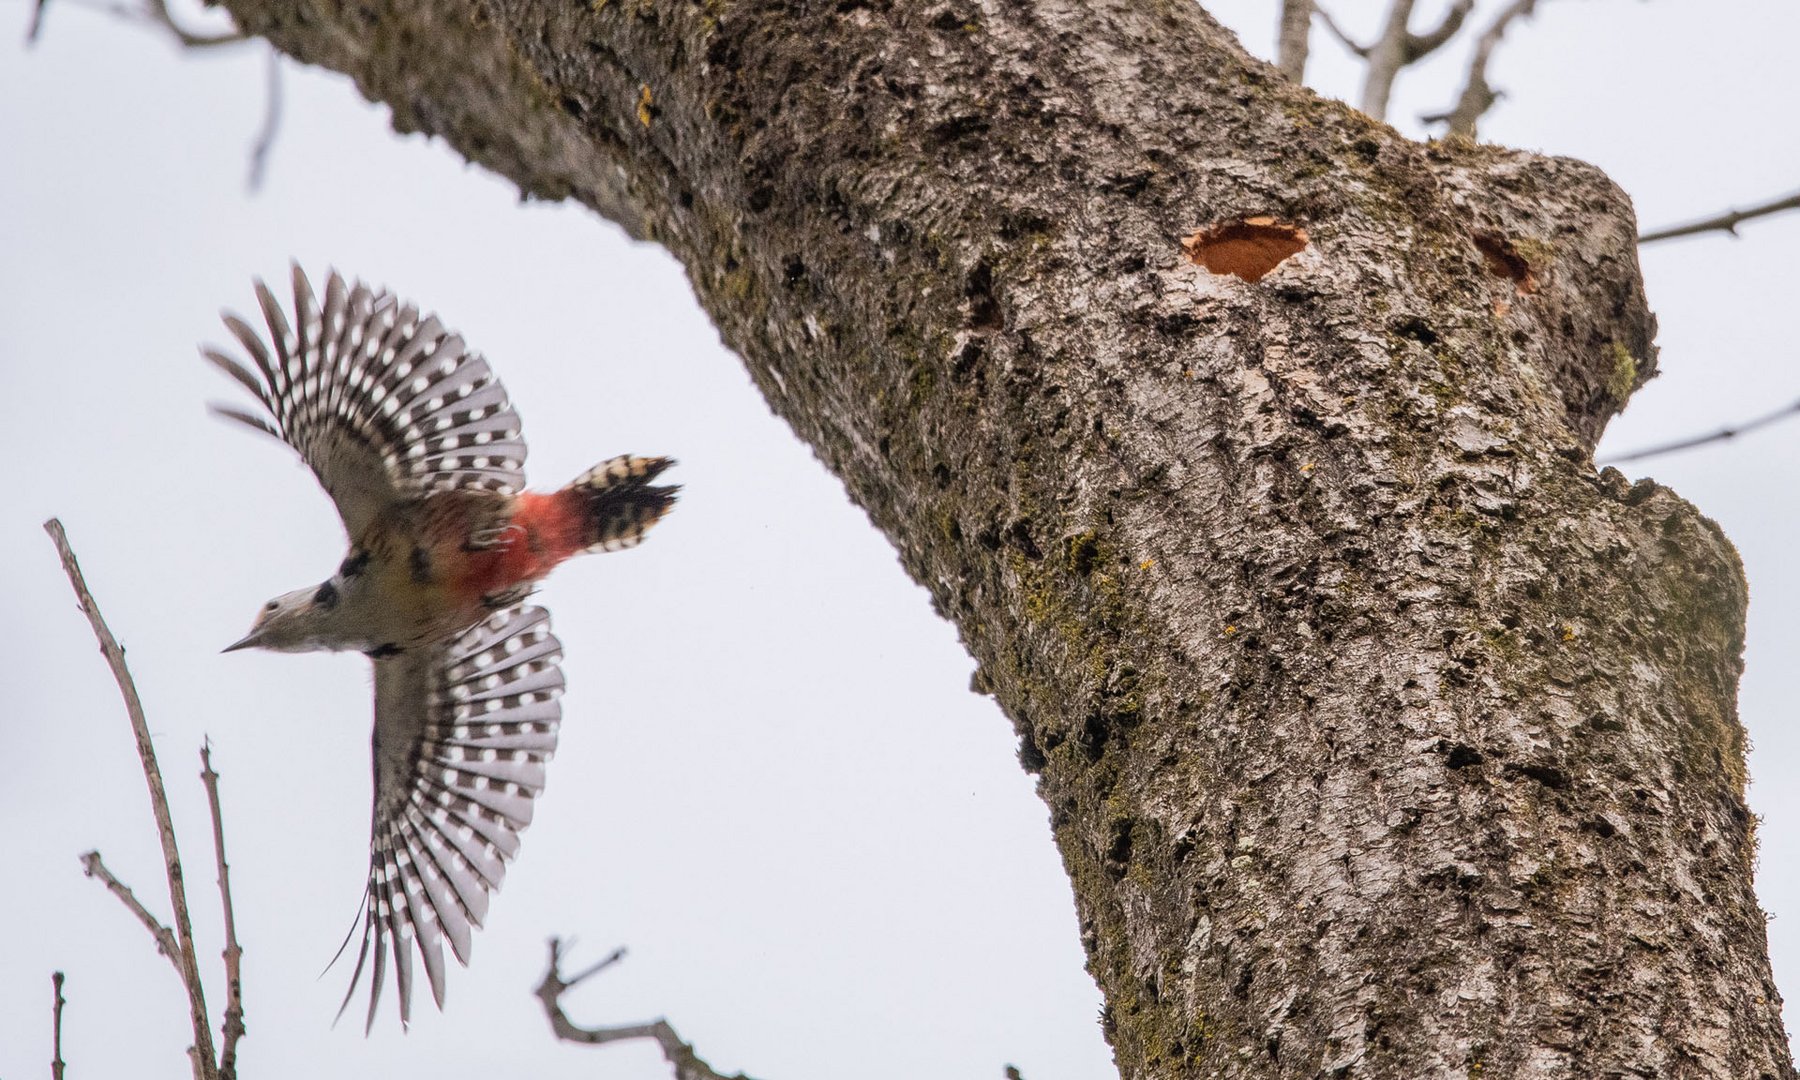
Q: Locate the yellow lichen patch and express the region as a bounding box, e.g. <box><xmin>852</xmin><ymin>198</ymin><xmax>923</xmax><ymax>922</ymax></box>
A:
<box><xmin>1180</xmin><ymin>216</ymin><xmax>1308</xmax><ymax>283</ymax></box>
<box><xmin>636</xmin><ymin>84</ymin><xmax>654</xmax><ymax>128</ymax></box>
<box><xmin>1607</xmin><ymin>341</ymin><xmax>1639</xmax><ymax>401</ymax></box>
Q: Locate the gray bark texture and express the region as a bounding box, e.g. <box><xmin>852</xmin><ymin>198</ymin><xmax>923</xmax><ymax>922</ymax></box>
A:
<box><xmin>205</xmin><ymin>0</ymin><xmax>1791</xmax><ymax>1075</ymax></box>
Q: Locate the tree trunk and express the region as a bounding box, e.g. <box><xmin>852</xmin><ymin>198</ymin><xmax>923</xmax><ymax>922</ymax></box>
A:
<box><xmin>207</xmin><ymin>0</ymin><xmax>1792</xmax><ymax>1074</ymax></box>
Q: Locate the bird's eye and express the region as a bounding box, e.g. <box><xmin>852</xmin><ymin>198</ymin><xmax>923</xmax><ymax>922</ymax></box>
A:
<box><xmin>314</xmin><ymin>580</ymin><xmax>340</xmax><ymax>608</ymax></box>
<box><xmin>263</xmin><ymin>601</ymin><xmax>279</xmax><ymax>612</ymax></box>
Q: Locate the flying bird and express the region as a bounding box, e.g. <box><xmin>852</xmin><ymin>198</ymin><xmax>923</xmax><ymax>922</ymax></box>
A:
<box><xmin>206</xmin><ymin>266</ymin><xmax>676</xmax><ymax>1029</ymax></box>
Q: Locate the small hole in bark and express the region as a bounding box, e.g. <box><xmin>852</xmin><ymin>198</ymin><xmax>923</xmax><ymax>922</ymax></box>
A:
<box><xmin>1394</xmin><ymin>316</ymin><xmax>1438</xmax><ymax>345</ymax></box>
<box><xmin>1105</xmin><ymin>816</ymin><xmax>1134</xmax><ymax>870</ymax></box>
<box><xmin>1445</xmin><ymin>743</ymin><xmax>1484</xmax><ymax>770</ymax></box>
<box><xmin>1472</xmin><ymin>232</ymin><xmax>1537</xmax><ymax>295</ymax></box>
<box><xmin>1017</xmin><ymin>728</ymin><xmax>1046</xmax><ymax>773</ymax></box>
<box><xmin>1181</xmin><ymin>216</ymin><xmax>1308</xmax><ymax>283</ymax></box>
<box><xmin>1007</xmin><ymin>518</ymin><xmax>1042</xmax><ymax>560</ymax></box>
<box><xmin>1504</xmin><ymin>761</ymin><xmax>1571</xmax><ymax>790</ymax></box>
<box><xmin>929</xmin><ymin>8</ymin><xmax>965</xmax><ymax>31</ymax></box>
<box><xmin>965</xmin><ymin>259</ymin><xmax>1003</xmax><ymax>331</ymax></box>
<box><xmin>1580</xmin><ymin>815</ymin><xmax>1617</xmax><ymax>839</ymax></box>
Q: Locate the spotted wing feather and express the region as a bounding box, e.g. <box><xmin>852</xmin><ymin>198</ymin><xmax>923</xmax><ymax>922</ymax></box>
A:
<box><xmin>339</xmin><ymin>605</ymin><xmax>563</xmax><ymax>1030</ymax></box>
<box><xmin>204</xmin><ymin>265</ymin><xmax>529</xmax><ymax>538</ymax></box>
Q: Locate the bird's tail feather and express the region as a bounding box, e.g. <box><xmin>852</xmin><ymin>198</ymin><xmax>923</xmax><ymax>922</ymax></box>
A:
<box><xmin>562</xmin><ymin>456</ymin><xmax>679</xmax><ymax>554</ymax></box>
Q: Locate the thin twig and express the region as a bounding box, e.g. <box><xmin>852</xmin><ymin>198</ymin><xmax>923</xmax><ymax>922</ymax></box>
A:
<box><xmin>142</xmin><ymin>0</ymin><xmax>245</xmax><ymax>47</ymax></box>
<box><xmin>46</xmin><ymin>519</ymin><xmax>218</xmax><ymax>1080</ymax></box>
<box><xmin>26</xmin><ymin>0</ymin><xmax>280</xmax><ymax>191</ymax></box>
<box><xmin>1425</xmin><ymin>0</ymin><xmax>1540</xmax><ymax>139</ymax></box>
<box><xmin>535</xmin><ymin>938</ymin><xmax>760</xmax><ymax>1080</ymax></box>
<box><xmin>201</xmin><ymin>744</ymin><xmax>246</xmax><ymax>1080</ymax></box>
<box><xmin>1599</xmin><ymin>394</ymin><xmax>1800</xmax><ymax>465</ymax></box>
<box><xmin>52</xmin><ymin>972</ymin><xmax>68</xmax><ymax>1080</ymax></box>
<box><xmin>27</xmin><ymin>0</ymin><xmax>243</xmax><ymax>45</ymax></box>
<box><xmin>1277</xmin><ymin>0</ymin><xmax>1313</xmax><ymax>81</ymax></box>
<box><xmin>79</xmin><ymin>851</ymin><xmax>184</xmax><ymax>970</ymax></box>
<box><xmin>27</xmin><ymin>0</ymin><xmax>51</xmax><ymax>42</ymax></box>
<box><xmin>246</xmin><ymin>50</ymin><xmax>283</xmax><ymax>192</ymax></box>
<box><xmin>1314</xmin><ymin>5</ymin><xmax>1369</xmax><ymax>57</ymax></box>
<box><xmin>1639</xmin><ymin>189</ymin><xmax>1800</xmax><ymax>245</ymax></box>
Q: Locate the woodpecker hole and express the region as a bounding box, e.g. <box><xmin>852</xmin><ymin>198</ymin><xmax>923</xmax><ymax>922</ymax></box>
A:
<box><xmin>1472</xmin><ymin>232</ymin><xmax>1537</xmax><ymax>295</ymax></box>
<box><xmin>1181</xmin><ymin>216</ymin><xmax>1308</xmax><ymax>283</ymax></box>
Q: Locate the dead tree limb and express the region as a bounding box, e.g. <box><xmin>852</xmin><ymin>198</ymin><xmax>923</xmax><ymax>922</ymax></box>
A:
<box><xmin>46</xmin><ymin>519</ymin><xmax>219</xmax><ymax>1080</ymax></box>
<box><xmin>26</xmin><ymin>0</ymin><xmax>277</xmax><ymax>190</ymax></box>
<box><xmin>1313</xmin><ymin>5</ymin><xmax>1369</xmax><ymax>57</ymax></box>
<box><xmin>78</xmin><ymin>851</ymin><xmax>185</xmax><ymax>971</ymax></box>
<box><xmin>1359</xmin><ymin>0</ymin><xmax>1474</xmax><ymax>120</ymax></box>
<box><xmin>534</xmin><ymin>939</ymin><xmax>757</xmax><ymax>1080</ymax></box>
<box><xmin>201</xmin><ymin>745</ymin><xmax>246</xmax><ymax>1080</ymax></box>
<box><xmin>1639</xmin><ymin>188</ymin><xmax>1800</xmax><ymax>244</ymax></box>
<box><xmin>1601</xmin><ymin>392</ymin><xmax>1800</xmax><ymax>465</ymax></box>
<box><xmin>1276</xmin><ymin>0</ymin><xmax>1312</xmax><ymax>82</ymax></box>
<box><xmin>1425</xmin><ymin>0</ymin><xmax>1541</xmax><ymax>139</ymax></box>
<box><xmin>51</xmin><ymin>972</ymin><xmax>67</xmax><ymax>1080</ymax></box>
<box><xmin>140</xmin><ymin>0</ymin><xmax>244</xmax><ymax>46</ymax></box>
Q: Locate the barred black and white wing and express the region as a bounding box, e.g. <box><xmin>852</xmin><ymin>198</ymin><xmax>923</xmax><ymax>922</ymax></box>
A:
<box><xmin>340</xmin><ymin>605</ymin><xmax>563</xmax><ymax>1030</ymax></box>
<box><xmin>204</xmin><ymin>265</ymin><xmax>529</xmax><ymax>538</ymax></box>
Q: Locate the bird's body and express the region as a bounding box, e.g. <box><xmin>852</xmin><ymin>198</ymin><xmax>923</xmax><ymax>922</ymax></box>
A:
<box><xmin>252</xmin><ymin>473</ymin><xmax>665</xmax><ymax>655</ymax></box>
<box><xmin>208</xmin><ymin>266</ymin><xmax>675</xmax><ymax>1029</ymax></box>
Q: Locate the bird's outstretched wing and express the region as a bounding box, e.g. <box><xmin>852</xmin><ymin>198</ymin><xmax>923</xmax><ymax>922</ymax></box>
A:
<box><xmin>339</xmin><ymin>605</ymin><xmax>564</xmax><ymax>1030</ymax></box>
<box><xmin>204</xmin><ymin>265</ymin><xmax>529</xmax><ymax>538</ymax></box>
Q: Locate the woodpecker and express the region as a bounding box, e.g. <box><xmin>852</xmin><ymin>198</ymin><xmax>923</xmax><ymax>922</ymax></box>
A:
<box><xmin>206</xmin><ymin>265</ymin><xmax>676</xmax><ymax>1030</ymax></box>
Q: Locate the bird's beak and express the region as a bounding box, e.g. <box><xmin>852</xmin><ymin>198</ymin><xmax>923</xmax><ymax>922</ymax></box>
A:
<box><xmin>222</xmin><ymin>631</ymin><xmax>263</xmax><ymax>654</ymax></box>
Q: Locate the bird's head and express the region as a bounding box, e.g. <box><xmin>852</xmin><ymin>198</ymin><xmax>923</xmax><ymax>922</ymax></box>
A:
<box><xmin>224</xmin><ymin>583</ymin><xmax>338</xmax><ymax>653</ymax></box>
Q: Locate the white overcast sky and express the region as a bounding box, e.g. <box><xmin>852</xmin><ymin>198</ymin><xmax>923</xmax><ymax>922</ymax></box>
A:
<box><xmin>2</xmin><ymin>3</ymin><xmax>1798</xmax><ymax>1078</ymax></box>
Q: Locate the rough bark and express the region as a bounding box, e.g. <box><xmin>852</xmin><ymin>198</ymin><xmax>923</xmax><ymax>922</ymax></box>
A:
<box><xmin>201</xmin><ymin>0</ymin><xmax>1791</xmax><ymax>1075</ymax></box>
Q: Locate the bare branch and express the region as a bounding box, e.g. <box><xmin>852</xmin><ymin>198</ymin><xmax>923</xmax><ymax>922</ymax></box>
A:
<box><xmin>28</xmin><ymin>0</ymin><xmax>245</xmax><ymax>45</ymax></box>
<box><xmin>1426</xmin><ymin>0</ymin><xmax>1540</xmax><ymax>140</ymax></box>
<box><xmin>1358</xmin><ymin>0</ymin><xmax>1417</xmax><ymax>119</ymax></box>
<box><xmin>141</xmin><ymin>0</ymin><xmax>245</xmax><ymax>47</ymax></box>
<box><xmin>45</xmin><ymin>519</ymin><xmax>218</xmax><ymax>1080</ymax></box>
<box><xmin>27</xmin><ymin>0</ymin><xmax>51</xmax><ymax>42</ymax></box>
<box><xmin>79</xmin><ymin>851</ymin><xmax>184</xmax><ymax>970</ymax></box>
<box><xmin>1356</xmin><ymin>0</ymin><xmax>1476</xmax><ymax>120</ymax></box>
<box><xmin>27</xmin><ymin>0</ymin><xmax>279</xmax><ymax>192</ymax></box>
<box><xmin>1599</xmin><ymin>393</ymin><xmax>1800</xmax><ymax>466</ymax></box>
<box><xmin>1314</xmin><ymin>5</ymin><xmax>1369</xmax><ymax>58</ymax></box>
<box><xmin>1277</xmin><ymin>0</ymin><xmax>1313</xmax><ymax>81</ymax></box>
<box><xmin>1405</xmin><ymin>0</ymin><xmax>1473</xmax><ymax>62</ymax></box>
<box><xmin>1639</xmin><ymin>189</ymin><xmax>1800</xmax><ymax>244</ymax></box>
<box><xmin>245</xmin><ymin>50</ymin><xmax>283</xmax><ymax>192</ymax></box>
<box><xmin>52</xmin><ymin>972</ymin><xmax>67</xmax><ymax>1080</ymax></box>
<box><xmin>535</xmin><ymin>938</ymin><xmax>759</xmax><ymax>1080</ymax></box>
<box><xmin>201</xmin><ymin>745</ymin><xmax>246</xmax><ymax>1080</ymax></box>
